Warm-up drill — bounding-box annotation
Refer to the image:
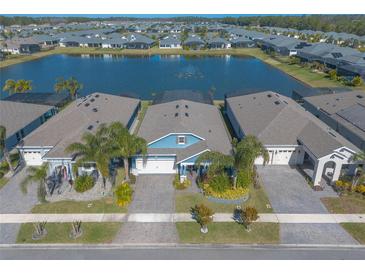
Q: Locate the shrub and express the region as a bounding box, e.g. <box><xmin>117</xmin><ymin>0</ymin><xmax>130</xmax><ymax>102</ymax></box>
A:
<box><xmin>115</xmin><ymin>183</ymin><xmax>133</xmax><ymax>207</ymax></box>
<box><xmin>355</xmin><ymin>184</ymin><xmax>365</xmax><ymax>195</ymax></box>
<box><xmin>236</xmin><ymin>169</ymin><xmax>252</xmax><ymax>189</ymax></box>
<box><xmin>173</xmin><ymin>174</ymin><xmax>191</xmax><ymax>190</ymax></box>
<box><xmin>328</xmin><ymin>69</ymin><xmax>337</xmax><ymax>80</ymax></box>
<box><xmin>74</xmin><ymin>175</ymin><xmax>94</xmax><ymax>193</ymax></box>
<box><xmin>241</xmin><ymin>206</ymin><xmax>258</xmax><ymax>230</ymax></box>
<box><xmin>129</xmin><ymin>173</ymin><xmax>136</xmax><ymax>184</ymax></box>
<box><xmin>208</xmin><ymin>173</ymin><xmax>231</xmax><ymax>193</ymax></box>
<box><xmin>191</xmin><ymin>204</ymin><xmax>214</xmax><ymax>228</ymax></box>
<box><xmin>351</xmin><ymin>76</ymin><xmax>363</xmax><ymax>87</ymax></box>
<box><xmin>204</xmin><ymin>185</ymin><xmax>249</xmax><ymax>200</ymax></box>
<box><xmin>335</xmin><ymin>180</ymin><xmax>351</xmax><ymax>193</ymax></box>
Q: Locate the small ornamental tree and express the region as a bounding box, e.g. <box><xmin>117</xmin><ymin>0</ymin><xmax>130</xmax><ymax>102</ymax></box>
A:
<box><xmin>191</xmin><ymin>204</ymin><xmax>214</xmax><ymax>234</ymax></box>
<box><xmin>241</xmin><ymin>206</ymin><xmax>258</xmax><ymax>232</ymax></box>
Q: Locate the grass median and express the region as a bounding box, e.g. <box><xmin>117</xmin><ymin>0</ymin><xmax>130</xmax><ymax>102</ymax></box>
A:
<box><xmin>340</xmin><ymin>223</ymin><xmax>365</xmax><ymax>244</ymax></box>
<box><xmin>177</xmin><ymin>222</ymin><xmax>279</xmax><ymax>244</ymax></box>
<box><xmin>321</xmin><ymin>196</ymin><xmax>365</xmax><ymax>214</ymax></box>
<box><xmin>16</xmin><ymin>222</ymin><xmax>121</xmax><ymax>244</ymax></box>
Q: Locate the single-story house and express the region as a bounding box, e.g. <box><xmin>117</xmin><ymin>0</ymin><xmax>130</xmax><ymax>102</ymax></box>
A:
<box><xmin>125</xmin><ymin>33</ymin><xmax>155</xmax><ymax>49</ymax></box>
<box><xmin>132</xmin><ymin>90</ymin><xmax>232</xmax><ymax>181</ymax></box>
<box><xmin>183</xmin><ymin>35</ymin><xmax>205</xmax><ymax>49</ymax></box>
<box><xmin>230</xmin><ymin>37</ymin><xmax>256</xmax><ymax>48</ymax></box>
<box><xmin>302</xmin><ymin>91</ymin><xmax>365</xmax><ymax>151</ymax></box>
<box><xmin>1</xmin><ymin>38</ymin><xmax>41</xmax><ymax>54</ymax></box>
<box><xmin>225</xmin><ymin>91</ymin><xmax>360</xmax><ymax>188</ymax></box>
<box><xmin>18</xmin><ymin>93</ymin><xmax>141</xmax><ymax>182</ymax></box>
<box><xmin>206</xmin><ymin>37</ymin><xmax>231</xmax><ymax>49</ymax></box>
<box><xmin>0</xmin><ymin>101</ymin><xmax>56</xmax><ymax>152</ymax></box>
<box><xmin>159</xmin><ymin>35</ymin><xmax>182</xmax><ymax>49</ymax></box>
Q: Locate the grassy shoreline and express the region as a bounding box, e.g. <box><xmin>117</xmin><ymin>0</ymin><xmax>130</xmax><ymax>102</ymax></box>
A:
<box><xmin>1</xmin><ymin>47</ymin><xmax>356</xmax><ymax>89</ymax></box>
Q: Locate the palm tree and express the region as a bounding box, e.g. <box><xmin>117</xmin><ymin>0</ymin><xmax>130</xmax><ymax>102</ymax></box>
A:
<box><xmin>54</xmin><ymin>77</ymin><xmax>83</xmax><ymax>99</ymax></box>
<box><xmin>3</xmin><ymin>79</ymin><xmax>32</xmax><ymax>95</ymax></box>
<box><xmin>108</xmin><ymin>122</ymin><xmax>147</xmax><ymax>181</ymax></box>
<box><xmin>196</xmin><ymin>135</ymin><xmax>269</xmax><ymax>188</ymax></box>
<box><xmin>0</xmin><ymin>125</ymin><xmax>14</xmax><ymax>174</ymax></box>
<box><xmin>66</xmin><ymin>124</ymin><xmax>111</xmax><ymax>189</ymax></box>
<box><xmin>21</xmin><ymin>163</ymin><xmax>49</xmax><ymax>203</ymax></box>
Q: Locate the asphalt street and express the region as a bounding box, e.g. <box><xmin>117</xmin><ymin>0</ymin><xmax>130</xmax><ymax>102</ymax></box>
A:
<box><xmin>1</xmin><ymin>245</ymin><xmax>365</xmax><ymax>260</ymax></box>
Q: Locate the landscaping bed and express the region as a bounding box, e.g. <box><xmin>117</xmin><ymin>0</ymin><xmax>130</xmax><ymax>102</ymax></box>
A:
<box><xmin>176</xmin><ymin>222</ymin><xmax>279</xmax><ymax>244</ymax></box>
<box><xmin>175</xmin><ymin>184</ymin><xmax>273</xmax><ymax>213</ymax></box>
<box><xmin>321</xmin><ymin>196</ymin><xmax>365</xmax><ymax>214</ymax></box>
<box><xmin>340</xmin><ymin>223</ymin><xmax>365</xmax><ymax>244</ymax></box>
<box><xmin>16</xmin><ymin>222</ymin><xmax>121</xmax><ymax>244</ymax></box>
<box><xmin>31</xmin><ymin>198</ymin><xmax>127</xmax><ymax>213</ymax></box>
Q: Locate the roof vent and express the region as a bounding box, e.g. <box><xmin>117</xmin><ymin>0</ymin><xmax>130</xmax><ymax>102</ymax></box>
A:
<box><xmin>185</xmin><ymin>113</ymin><xmax>189</xmax><ymax>117</ymax></box>
<box><xmin>87</xmin><ymin>125</ymin><xmax>93</xmax><ymax>130</ymax></box>
<box><xmin>274</xmin><ymin>101</ymin><xmax>280</xmax><ymax>105</ymax></box>
<box><xmin>208</xmin><ymin>129</ymin><xmax>212</xmax><ymax>133</ymax></box>
<box><xmin>85</xmin><ymin>103</ymin><xmax>90</xmax><ymax>107</ymax></box>
<box><xmin>175</xmin><ymin>113</ymin><xmax>179</xmax><ymax>117</ymax></box>
<box><xmin>95</xmin><ymin>94</ymin><xmax>100</xmax><ymax>98</ymax></box>
<box><xmin>90</xmin><ymin>98</ymin><xmax>95</xmax><ymax>102</ymax></box>
<box><xmin>267</xmin><ymin>94</ymin><xmax>272</xmax><ymax>98</ymax></box>
<box><xmin>92</xmin><ymin>108</ymin><xmax>98</xmax><ymax>112</ymax></box>
<box><xmin>253</xmin><ymin>96</ymin><xmax>256</xmax><ymax>100</ymax></box>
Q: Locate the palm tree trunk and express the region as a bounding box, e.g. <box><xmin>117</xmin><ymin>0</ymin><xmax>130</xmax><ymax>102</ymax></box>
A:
<box><xmin>4</xmin><ymin>149</ymin><xmax>14</xmax><ymax>174</ymax></box>
<box><xmin>233</xmin><ymin>175</ymin><xmax>237</xmax><ymax>189</ymax></box>
<box><xmin>102</xmin><ymin>176</ymin><xmax>106</xmax><ymax>189</ymax></box>
<box><xmin>123</xmin><ymin>158</ymin><xmax>130</xmax><ymax>182</ymax></box>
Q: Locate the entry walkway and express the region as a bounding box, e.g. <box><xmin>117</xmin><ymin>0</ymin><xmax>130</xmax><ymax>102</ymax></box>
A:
<box><xmin>1</xmin><ymin>213</ymin><xmax>364</xmax><ymax>223</ymax></box>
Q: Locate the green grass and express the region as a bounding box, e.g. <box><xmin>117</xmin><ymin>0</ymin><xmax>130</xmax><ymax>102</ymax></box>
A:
<box><xmin>0</xmin><ymin>177</ymin><xmax>9</xmax><ymax>190</ymax></box>
<box><xmin>175</xmin><ymin>184</ymin><xmax>273</xmax><ymax>213</ymax></box>
<box><xmin>31</xmin><ymin>198</ymin><xmax>127</xmax><ymax>214</ymax></box>
<box><xmin>176</xmin><ymin>222</ymin><xmax>279</xmax><ymax>244</ymax></box>
<box><xmin>321</xmin><ymin>196</ymin><xmax>365</xmax><ymax>214</ymax></box>
<box><xmin>16</xmin><ymin>222</ymin><xmax>121</xmax><ymax>244</ymax></box>
<box><xmin>340</xmin><ymin>223</ymin><xmax>365</xmax><ymax>244</ymax></box>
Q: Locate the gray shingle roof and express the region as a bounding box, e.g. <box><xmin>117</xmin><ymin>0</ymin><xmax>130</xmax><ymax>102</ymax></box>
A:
<box><xmin>138</xmin><ymin>97</ymin><xmax>232</xmax><ymax>157</ymax></box>
<box><xmin>226</xmin><ymin>91</ymin><xmax>359</xmax><ymax>158</ymax></box>
<box><xmin>0</xmin><ymin>101</ymin><xmax>53</xmax><ymax>137</ymax></box>
<box><xmin>20</xmin><ymin>93</ymin><xmax>140</xmax><ymax>158</ymax></box>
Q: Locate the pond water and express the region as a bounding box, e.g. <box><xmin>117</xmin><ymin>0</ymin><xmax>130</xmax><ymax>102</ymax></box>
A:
<box><xmin>0</xmin><ymin>54</ymin><xmax>311</xmax><ymax>99</ymax></box>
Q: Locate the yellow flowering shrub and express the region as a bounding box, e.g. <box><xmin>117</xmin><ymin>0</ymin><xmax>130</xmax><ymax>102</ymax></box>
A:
<box><xmin>204</xmin><ymin>184</ymin><xmax>249</xmax><ymax>200</ymax></box>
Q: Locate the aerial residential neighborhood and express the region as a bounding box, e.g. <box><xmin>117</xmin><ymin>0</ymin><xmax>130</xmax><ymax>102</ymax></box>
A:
<box><xmin>0</xmin><ymin>10</ymin><xmax>365</xmax><ymax>264</ymax></box>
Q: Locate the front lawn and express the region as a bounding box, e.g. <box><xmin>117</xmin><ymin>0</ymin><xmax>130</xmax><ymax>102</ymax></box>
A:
<box><xmin>340</xmin><ymin>223</ymin><xmax>365</xmax><ymax>244</ymax></box>
<box><xmin>31</xmin><ymin>198</ymin><xmax>127</xmax><ymax>213</ymax></box>
<box><xmin>16</xmin><ymin>222</ymin><xmax>121</xmax><ymax>244</ymax></box>
<box><xmin>176</xmin><ymin>222</ymin><xmax>279</xmax><ymax>244</ymax></box>
<box><xmin>175</xmin><ymin>184</ymin><xmax>273</xmax><ymax>213</ymax></box>
<box><xmin>321</xmin><ymin>196</ymin><xmax>365</xmax><ymax>214</ymax></box>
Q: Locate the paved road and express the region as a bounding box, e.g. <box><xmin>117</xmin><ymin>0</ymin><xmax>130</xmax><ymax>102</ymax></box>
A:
<box><xmin>257</xmin><ymin>166</ymin><xmax>358</xmax><ymax>245</ymax></box>
<box><xmin>114</xmin><ymin>175</ymin><xmax>178</xmax><ymax>244</ymax></box>
<box><xmin>1</xmin><ymin>245</ymin><xmax>364</xmax><ymax>260</ymax></box>
<box><xmin>0</xmin><ymin>168</ymin><xmax>39</xmax><ymax>244</ymax></box>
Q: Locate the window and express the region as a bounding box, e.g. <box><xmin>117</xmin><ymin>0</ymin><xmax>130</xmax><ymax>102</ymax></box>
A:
<box><xmin>177</xmin><ymin>136</ymin><xmax>186</xmax><ymax>145</ymax></box>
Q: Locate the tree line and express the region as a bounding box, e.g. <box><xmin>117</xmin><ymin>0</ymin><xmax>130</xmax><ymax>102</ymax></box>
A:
<box><xmin>221</xmin><ymin>15</ymin><xmax>365</xmax><ymax>36</ymax></box>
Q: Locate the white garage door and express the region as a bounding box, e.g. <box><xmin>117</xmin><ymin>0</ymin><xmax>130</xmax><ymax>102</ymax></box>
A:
<box><xmin>135</xmin><ymin>158</ymin><xmax>176</xmax><ymax>174</ymax></box>
<box><xmin>23</xmin><ymin>151</ymin><xmax>43</xmax><ymax>166</ymax></box>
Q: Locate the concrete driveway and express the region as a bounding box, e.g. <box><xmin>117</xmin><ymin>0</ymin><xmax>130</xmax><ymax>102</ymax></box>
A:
<box><xmin>0</xmin><ymin>168</ymin><xmax>39</xmax><ymax>244</ymax></box>
<box><xmin>257</xmin><ymin>166</ymin><xmax>358</xmax><ymax>245</ymax></box>
<box><xmin>114</xmin><ymin>175</ymin><xmax>178</xmax><ymax>244</ymax></box>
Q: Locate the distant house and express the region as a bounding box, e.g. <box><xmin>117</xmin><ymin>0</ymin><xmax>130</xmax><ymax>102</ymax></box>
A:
<box><xmin>206</xmin><ymin>37</ymin><xmax>231</xmax><ymax>49</ymax></box>
<box><xmin>183</xmin><ymin>35</ymin><xmax>205</xmax><ymax>49</ymax></box>
<box><xmin>260</xmin><ymin>36</ymin><xmax>311</xmax><ymax>56</ymax></box>
<box><xmin>302</xmin><ymin>91</ymin><xmax>365</xmax><ymax>151</ymax></box>
<box><xmin>230</xmin><ymin>37</ymin><xmax>256</xmax><ymax>48</ymax></box>
<box><xmin>101</xmin><ymin>37</ymin><xmax>128</xmax><ymax>49</ymax></box>
<box><xmin>132</xmin><ymin>90</ymin><xmax>232</xmax><ymax>181</ymax></box>
<box><xmin>0</xmin><ymin>51</ymin><xmax>4</xmax><ymax>61</ymax></box>
<box><xmin>159</xmin><ymin>35</ymin><xmax>182</xmax><ymax>49</ymax></box>
<box><xmin>0</xmin><ymin>101</ymin><xmax>56</xmax><ymax>152</ymax></box>
<box><xmin>2</xmin><ymin>38</ymin><xmax>41</xmax><ymax>54</ymax></box>
<box><xmin>125</xmin><ymin>33</ymin><xmax>155</xmax><ymax>49</ymax></box>
<box><xmin>33</xmin><ymin>34</ymin><xmax>60</xmax><ymax>47</ymax></box>
<box><xmin>59</xmin><ymin>37</ymin><xmax>81</xmax><ymax>47</ymax></box>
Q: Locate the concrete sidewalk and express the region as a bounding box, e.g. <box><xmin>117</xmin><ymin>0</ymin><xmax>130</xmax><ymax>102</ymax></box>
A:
<box><xmin>1</xmin><ymin>213</ymin><xmax>364</xmax><ymax>223</ymax></box>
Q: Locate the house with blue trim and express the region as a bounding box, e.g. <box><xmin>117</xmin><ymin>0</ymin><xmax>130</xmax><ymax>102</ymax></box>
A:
<box><xmin>132</xmin><ymin>90</ymin><xmax>232</xmax><ymax>181</ymax></box>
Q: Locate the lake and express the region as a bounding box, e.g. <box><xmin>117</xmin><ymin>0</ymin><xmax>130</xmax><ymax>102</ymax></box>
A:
<box><xmin>0</xmin><ymin>54</ymin><xmax>311</xmax><ymax>99</ymax></box>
